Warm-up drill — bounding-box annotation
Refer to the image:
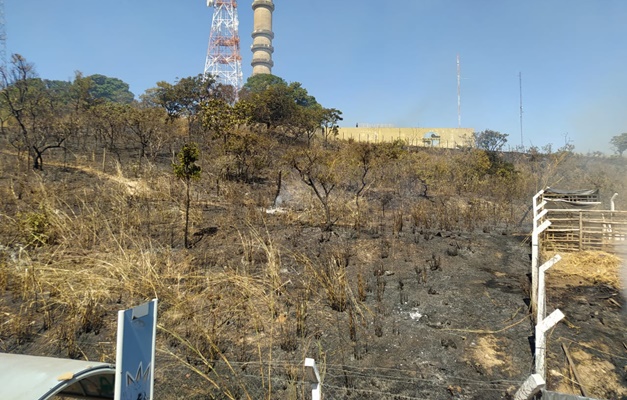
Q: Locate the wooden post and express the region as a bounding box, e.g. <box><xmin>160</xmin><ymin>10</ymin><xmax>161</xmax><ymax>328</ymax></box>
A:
<box><xmin>561</xmin><ymin>343</ymin><xmax>589</xmax><ymax>397</ymax></box>
<box><xmin>514</xmin><ymin>374</ymin><xmax>545</xmax><ymax>400</ymax></box>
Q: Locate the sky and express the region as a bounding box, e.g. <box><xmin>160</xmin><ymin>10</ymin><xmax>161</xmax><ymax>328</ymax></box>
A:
<box><xmin>6</xmin><ymin>0</ymin><xmax>627</xmax><ymax>153</ymax></box>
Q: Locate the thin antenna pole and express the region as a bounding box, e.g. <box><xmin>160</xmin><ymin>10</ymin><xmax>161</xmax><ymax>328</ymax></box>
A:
<box><xmin>0</xmin><ymin>0</ymin><xmax>6</xmax><ymax>67</ymax></box>
<box><xmin>519</xmin><ymin>72</ymin><xmax>524</xmax><ymax>148</ymax></box>
<box><xmin>457</xmin><ymin>54</ymin><xmax>461</xmax><ymax>128</ymax></box>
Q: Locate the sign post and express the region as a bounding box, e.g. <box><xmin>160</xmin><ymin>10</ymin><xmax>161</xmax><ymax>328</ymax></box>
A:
<box><xmin>114</xmin><ymin>299</ymin><xmax>158</xmax><ymax>400</ymax></box>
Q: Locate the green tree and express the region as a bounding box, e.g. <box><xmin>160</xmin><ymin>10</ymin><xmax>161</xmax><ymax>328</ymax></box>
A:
<box><xmin>474</xmin><ymin>129</ymin><xmax>508</xmax><ymax>152</ymax></box>
<box><xmin>610</xmin><ymin>133</ymin><xmax>627</xmax><ymax>156</ymax></box>
<box><xmin>321</xmin><ymin>108</ymin><xmax>343</xmax><ymax>144</ymax></box>
<box><xmin>223</xmin><ymin>128</ymin><xmax>271</xmax><ymax>182</ymax></box>
<box><xmin>287</xmin><ymin>81</ymin><xmax>317</xmax><ymax>108</ymax></box>
<box><xmin>173</xmin><ymin>143</ymin><xmax>202</xmax><ymax>248</ymax></box>
<box><xmin>150</xmin><ymin>74</ymin><xmax>216</xmax><ymax>138</ymax></box>
<box><xmin>202</xmin><ymin>98</ymin><xmax>241</xmax><ymax>144</ymax></box>
<box><xmin>87</xmin><ymin>74</ymin><xmax>134</xmax><ymax>104</ymax></box>
<box><xmin>241</xmin><ymin>74</ymin><xmax>322</xmax><ymax>137</ymax></box>
<box><xmin>291</xmin><ymin>104</ymin><xmax>324</xmax><ymax>144</ymax></box>
<box><xmin>246</xmin><ymin>84</ymin><xmax>298</xmax><ymax>131</ymax></box>
<box><xmin>42</xmin><ymin>79</ymin><xmax>73</xmax><ymax>103</ymax></box>
<box><xmin>240</xmin><ymin>74</ymin><xmax>287</xmax><ymax>96</ymax></box>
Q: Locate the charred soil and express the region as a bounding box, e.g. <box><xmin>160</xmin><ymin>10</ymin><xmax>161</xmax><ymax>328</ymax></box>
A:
<box><xmin>0</xmin><ymin>148</ymin><xmax>625</xmax><ymax>400</ymax></box>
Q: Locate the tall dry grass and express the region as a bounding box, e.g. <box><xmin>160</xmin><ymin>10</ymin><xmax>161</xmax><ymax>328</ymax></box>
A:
<box><xmin>0</xmin><ymin>159</ymin><xmax>317</xmax><ymax>398</ymax></box>
<box><xmin>1</xmin><ymin>137</ymin><xmax>625</xmax><ymax>398</ymax></box>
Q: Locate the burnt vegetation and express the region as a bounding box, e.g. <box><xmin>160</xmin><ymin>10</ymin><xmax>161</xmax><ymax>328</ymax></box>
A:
<box><xmin>0</xmin><ymin>55</ymin><xmax>626</xmax><ymax>399</ymax></box>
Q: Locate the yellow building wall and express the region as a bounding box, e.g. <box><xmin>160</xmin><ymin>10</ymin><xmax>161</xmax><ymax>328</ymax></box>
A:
<box><xmin>335</xmin><ymin>127</ymin><xmax>474</xmax><ymax>148</ymax></box>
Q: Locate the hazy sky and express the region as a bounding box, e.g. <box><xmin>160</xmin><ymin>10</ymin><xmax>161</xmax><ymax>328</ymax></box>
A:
<box><xmin>6</xmin><ymin>0</ymin><xmax>627</xmax><ymax>153</ymax></box>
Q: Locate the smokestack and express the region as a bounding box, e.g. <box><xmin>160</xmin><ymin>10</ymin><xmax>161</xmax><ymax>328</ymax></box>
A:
<box><xmin>251</xmin><ymin>0</ymin><xmax>274</xmax><ymax>75</ymax></box>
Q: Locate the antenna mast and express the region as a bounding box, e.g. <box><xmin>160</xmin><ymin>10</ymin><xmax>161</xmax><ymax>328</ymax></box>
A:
<box><xmin>204</xmin><ymin>0</ymin><xmax>243</xmax><ymax>97</ymax></box>
<box><xmin>457</xmin><ymin>54</ymin><xmax>461</xmax><ymax>128</ymax></box>
<box><xmin>0</xmin><ymin>0</ymin><xmax>6</xmax><ymax>66</ymax></box>
<box><xmin>519</xmin><ymin>72</ymin><xmax>524</xmax><ymax>148</ymax></box>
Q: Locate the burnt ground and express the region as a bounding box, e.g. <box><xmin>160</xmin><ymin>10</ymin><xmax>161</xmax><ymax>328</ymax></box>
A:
<box><xmin>298</xmin><ymin>228</ymin><xmax>538</xmax><ymax>400</ymax></box>
<box><xmin>544</xmin><ymin>255</ymin><xmax>627</xmax><ymax>400</ymax></box>
<box><xmin>193</xmin><ymin>215</ymin><xmax>626</xmax><ymax>400</ymax></box>
<box><xmin>1</xmin><ymin>159</ymin><xmax>625</xmax><ymax>399</ymax></box>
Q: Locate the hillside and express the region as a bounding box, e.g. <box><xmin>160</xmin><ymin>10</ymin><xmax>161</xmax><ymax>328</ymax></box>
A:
<box><xmin>0</xmin><ymin>134</ymin><xmax>626</xmax><ymax>399</ymax></box>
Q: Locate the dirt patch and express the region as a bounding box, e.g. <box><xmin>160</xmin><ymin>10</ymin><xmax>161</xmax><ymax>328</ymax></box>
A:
<box><xmin>468</xmin><ymin>335</ymin><xmax>512</xmax><ymax>375</ymax></box>
<box><xmin>550</xmin><ymin>344</ymin><xmax>627</xmax><ymax>398</ymax></box>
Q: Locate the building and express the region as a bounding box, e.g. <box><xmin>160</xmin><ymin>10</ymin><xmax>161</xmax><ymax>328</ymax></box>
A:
<box><xmin>335</xmin><ymin>127</ymin><xmax>474</xmax><ymax>148</ymax></box>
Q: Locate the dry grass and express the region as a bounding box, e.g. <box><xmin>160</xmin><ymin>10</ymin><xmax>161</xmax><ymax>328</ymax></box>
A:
<box><xmin>544</xmin><ymin>250</ymin><xmax>623</xmax><ymax>288</ymax></box>
<box><xmin>0</xmin><ymin>160</ymin><xmax>312</xmax><ymax>398</ymax></box>
<box><xmin>1</xmin><ymin>139</ymin><xmax>625</xmax><ymax>398</ymax></box>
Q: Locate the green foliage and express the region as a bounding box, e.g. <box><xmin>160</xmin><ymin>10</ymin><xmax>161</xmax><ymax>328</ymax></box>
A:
<box><xmin>223</xmin><ymin>129</ymin><xmax>272</xmax><ymax>182</ymax></box>
<box><xmin>18</xmin><ymin>206</ymin><xmax>52</xmax><ymax>247</ymax></box>
<box><xmin>246</xmin><ymin>84</ymin><xmax>298</xmax><ymax>130</ymax></box>
<box><xmin>240</xmin><ymin>75</ymin><xmax>322</xmax><ymax>135</ymax></box>
<box><xmin>610</xmin><ymin>132</ymin><xmax>627</xmax><ymax>156</ymax></box>
<box><xmin>152</xmin><ymin>75</ymin><xmax>216</xmax><ymax>120</ymax></box>
<box><xmin>241</xmin><ymin>74</ymin><xmax>287</xmax><ymax>95</ymax></box>
<box><xmin>321</xmin><ymin>108</ymin><xmax>343</xmax><ymax>143</ymax></box>
<box><xmin>474</xmin><ymin>129</ymin><xmax>508</xmax><ymax>152</ymax></box>
<box><xmin>287</xmin><ymin>82</ymin><xmax>317</xmax><ymax>108</ymax></box>
<box><xmin>202</xmin><ymin>98</ymin><xmax>246</xmax><ymax>143</ymax></box>
<box><xmin>87</xmin><ymin>74</ymin><xmax>134</xmax><ymax>104</ymax></box>
<box><xmin>173</xmin><ymin>143</ymin><xmax>202</xmax><ymax>183</ymax></box>
<box><xmin>173</xmin><ymin>143</ymin><xmax>202</xmax><ymax>249</ymax></box>
<box><xmin>43</xmin><ymin>79</ymin><xmax>73</xmax><ymax>103</ymax></box>
<box><xmin>147</xmin><ymin>74</ymin><xmax>217</xmax><ymax>138</ymax></box>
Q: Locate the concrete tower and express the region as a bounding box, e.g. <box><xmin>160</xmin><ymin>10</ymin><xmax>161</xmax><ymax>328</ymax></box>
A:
<box><xmin>251</xmin><ymin>0</ymin><xmax>274</xmax><ymax>75</ymax></box>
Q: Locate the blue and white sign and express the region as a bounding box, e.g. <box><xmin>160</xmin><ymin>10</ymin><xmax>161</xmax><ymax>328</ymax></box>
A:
<box><xmin>114</xmin><ymin>299</ymin><xmax>158</xmax><ymax>400</ymax></box>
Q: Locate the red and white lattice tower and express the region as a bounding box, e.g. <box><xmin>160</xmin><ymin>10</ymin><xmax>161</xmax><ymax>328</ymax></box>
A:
<box><xmin>204</xmin><ymin>0</ymin><xmax>243</xmax><ymax>95</ymax></box>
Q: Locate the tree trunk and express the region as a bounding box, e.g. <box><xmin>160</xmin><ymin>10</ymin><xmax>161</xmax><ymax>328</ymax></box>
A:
<box><xmin>272</xmin><ymin>170</ymin><xmax>282</xmax><ymax>208</ymax></box>
<box><xmin>184</xmin><ymin>181</ymin><xmax>190</xmax><ymax>248</ymax></box>
<box><xmin>32</xmin><ymin>147</ymin><xmax>43</xmax><ymax>171</ymax></box>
